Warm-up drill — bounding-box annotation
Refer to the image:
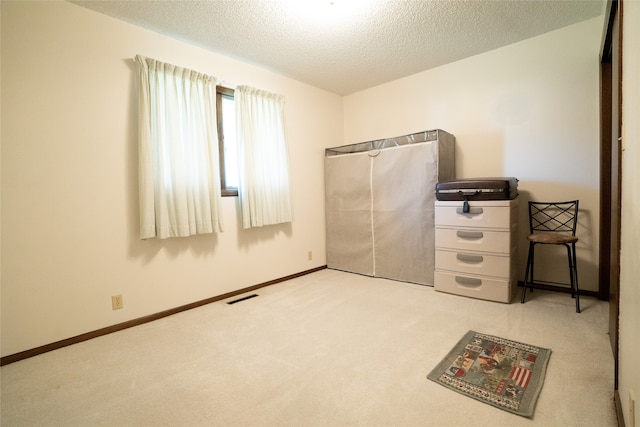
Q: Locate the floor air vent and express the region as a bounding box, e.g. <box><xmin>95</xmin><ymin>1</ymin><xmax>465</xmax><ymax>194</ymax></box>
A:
<box><xmin>226</xmin><ymin>294</ymin><xmax>259</xmax><ymax>305</ymax></box>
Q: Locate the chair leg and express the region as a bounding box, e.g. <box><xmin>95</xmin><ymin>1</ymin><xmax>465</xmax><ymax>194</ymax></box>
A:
<box><xmin>566</xmin><ymin>245</ymin><xmax>575</xmax><ymax>299</ymax></box>
<box><xmin>521</xmin><ymin>242</ymin><xmax>534</xmax><ymax>304</ymax></box>
<box><xmin>565</xmin><ymin>243</ymin><xmax>581</xmax><ymax>313</ymax></box>
<box><xmin>572</xmin><ymin>243</ymin><xmax>580</xmax><ymax>313</ymax></box>
<box><xmin>529</xmin><ymin>243</ymin><xmax>535</xmax><ymax>292</ymax></box>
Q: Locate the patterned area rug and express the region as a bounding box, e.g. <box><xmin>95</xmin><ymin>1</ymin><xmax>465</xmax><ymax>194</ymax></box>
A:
<box><xmin>427</xmin><ymin>330</ymin><xmax>551</xmax><ymax>418</ymax></box>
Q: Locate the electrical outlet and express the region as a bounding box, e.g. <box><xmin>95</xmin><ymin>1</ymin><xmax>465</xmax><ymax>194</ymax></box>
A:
<box><xmin>308</xmin><ymin>251</ymin><xmax>313</xmax><ymax>260</ymax></box>
<box><xmin>630</xmin><ymin>390</ymin><xmax>636</xmax><ymax>427</ymax></box>
<box><xmin>111</xmin><ymin>294</ymin><xmax>123</xmax><ymax>310</ymax></box>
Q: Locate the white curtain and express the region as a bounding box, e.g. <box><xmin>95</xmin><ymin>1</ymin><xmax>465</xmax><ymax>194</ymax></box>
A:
<box><xmin>135</xmin><ymin>55</ymin><xmax>224</xmax><ymax>239</ymax></box>
<box><xmin>235</xmin><ymin>86</ymin><xmax>293</xmax><ymax>228</ymax></box>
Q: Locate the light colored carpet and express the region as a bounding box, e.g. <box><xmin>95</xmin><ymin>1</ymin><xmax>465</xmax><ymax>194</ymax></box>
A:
<box><xmin>1</xmin><ymin>269</ymin><xmax>616</xmax><ymax>426</ymax></box>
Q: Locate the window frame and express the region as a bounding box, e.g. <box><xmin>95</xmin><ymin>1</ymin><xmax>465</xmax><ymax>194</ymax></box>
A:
<box><xmin>216</xmin><ymin>86</ymin><xmax>238</xmax><ymax>197</ymax></box>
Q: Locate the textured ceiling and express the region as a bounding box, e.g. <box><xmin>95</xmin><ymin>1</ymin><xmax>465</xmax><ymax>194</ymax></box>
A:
<box><xmin>71</xmin><ymin>0</ymin><xmax>604</xmax><ymax>95</ymax></box>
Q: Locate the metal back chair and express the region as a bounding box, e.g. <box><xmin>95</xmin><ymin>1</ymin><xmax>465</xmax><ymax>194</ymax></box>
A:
<box><xmin>521</xmin><ymin>200</ymin><xmax>580</xmax><ymax>312</ymax></box>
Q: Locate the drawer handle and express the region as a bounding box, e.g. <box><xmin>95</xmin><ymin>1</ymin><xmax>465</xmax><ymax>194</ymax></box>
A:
<box><xmin>456</xmin><ymin>254</ymin><xmax>484</xmax><ymax>263</ymax></box>
<box><xmin>456</xmin><ymin>207</ymin><xmax>484</xmax><ymax>215</ymax></box>
<box><xmin>455</xmin><ymin>276</ymin><xmax>483</xmax><ymax>287</ymax></box>
<box><xmin>456</xmin><ymin>231</ymin><xmax>484</xmax><ymax>239</ymax></box>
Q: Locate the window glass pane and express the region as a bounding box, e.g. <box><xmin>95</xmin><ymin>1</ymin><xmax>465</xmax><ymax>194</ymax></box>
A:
<box><xmin>221</xmin><ymin>96</ymin><xmax>238</xmax><ymax>189</ymax></box>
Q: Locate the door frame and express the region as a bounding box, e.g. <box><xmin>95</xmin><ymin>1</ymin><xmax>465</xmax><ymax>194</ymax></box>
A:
<box><xmin>599</xmin><ymin>0</ymin><xmax>623</xmax><ymax>420</ymax></box>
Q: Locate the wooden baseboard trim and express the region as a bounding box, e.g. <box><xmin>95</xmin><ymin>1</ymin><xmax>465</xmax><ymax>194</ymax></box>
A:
<box><xmin>517</xmin><ymin>280</ymin><xmax>600</xmax><ymax>299</ymax></box>
<box><xmin>0</xmin><ymin>266</ymin><xmax>327</xmax><ymax>366</ymax></box>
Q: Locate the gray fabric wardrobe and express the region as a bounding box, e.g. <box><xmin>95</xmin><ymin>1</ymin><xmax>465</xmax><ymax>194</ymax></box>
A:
<box><xmin>324</xmin><ymin>129</ymin><xmax>455</xmax><ymax>285</ymax></box>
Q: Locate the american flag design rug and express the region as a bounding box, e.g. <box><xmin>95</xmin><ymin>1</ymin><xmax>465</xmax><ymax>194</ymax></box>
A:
<box><xmin>427</xmin><ymin>330</ymin><xmax>551</xmax><ymax>418</ymax></box>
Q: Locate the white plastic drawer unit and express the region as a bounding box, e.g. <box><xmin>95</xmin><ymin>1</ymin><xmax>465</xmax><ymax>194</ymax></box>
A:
<box><xmin>435</xmin><ymin>228</ymin><xmax>515</xmax><ymax>254</ymax></box>
<box><xmin>435</xmin><ymin>200</ymin><xmax>517</xmax><ymax>229</ymax></box>
<box><xmin>435</xmin><ymin>249</ymin><xmax>512</xmax><ymax>277</ymax></box>
<box><xmin>434</xmin><ymin>198</ymin><xmax>518</xmax><ymax>303</ymax></box>
<box><xmin>434</xmin><ymin>271</ymin><xmax>512</xmax><ymax>303</ymax></box>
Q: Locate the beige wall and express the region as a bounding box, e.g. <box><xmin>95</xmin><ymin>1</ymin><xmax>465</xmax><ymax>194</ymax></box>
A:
<box><xmin>343</xmin><ymin>17</ymin><xmax>604</xmax><ymax>293</ymax></box>
<box><xmin>0</xmin><ymin>1</ymin><xmax>341</xmax><ymax>356</ymax></box>
<box><xmin>619</xmin><ymin>1</ymin><xmax>640</xmax><ymax>425</ymax></box>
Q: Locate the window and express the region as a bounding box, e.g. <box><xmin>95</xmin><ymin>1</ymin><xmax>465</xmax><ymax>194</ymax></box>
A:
<box><xmin>216</xmin><ymin>86</ymin><xmax>238</xmax><ymax>197</ymax></box>
<box><xmin>136</xmin><ymin>56</ymin><xmax>291</xmax><ymax>236</ymax></box>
